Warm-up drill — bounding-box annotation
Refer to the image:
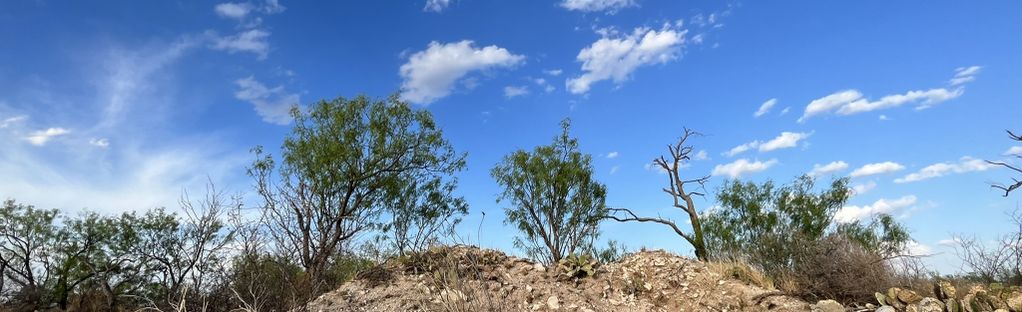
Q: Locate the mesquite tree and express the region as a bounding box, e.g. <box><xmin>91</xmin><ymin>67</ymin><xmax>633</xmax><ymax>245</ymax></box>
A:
<box><xmin>989</xmin><ymin>130</ymin><xmax>1022</xmax><ymax>196</ymax></box>
<box><xmin>607</xmin><ymin>129</ymin><xmax>711</xmax><ymax>261</ymax></box>
<box><xmin>491</xmin><ymin>119</ymin><xmax>607</xmax><ymax>264</ymax></box>
<box><xmin>249</xmin><ymin>94</ymin><xmax>466</xmax><ymax>287</ymax></box>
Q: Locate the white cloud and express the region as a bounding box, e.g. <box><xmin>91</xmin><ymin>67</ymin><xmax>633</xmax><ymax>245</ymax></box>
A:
<box><xmin>835</xmin><ymin>195</ymin><xmax>917</xmax><ymax>223</ymax></box>
<box><xmin>567</xmin><ymin>24</ymin><xmax>685</xmax><ymax>94</ymax></box>
<box><xmin>424</xmin><ymin>0</ymin><xmax>452</xmax><ymax>12</ymax></box>
<box><xmin>724</xmin><ymin>141</ymin><xmax>758</xmax><ymax>157</ymax></box>
<box><xmin>0</xmin><ymin>115</ymin><xmax>26</xmax><ymax>128</ymax></box>
<box><xmin>544</xmin><ymin>69</ymin><xmax>563</xmax><ymax>76</ymax></box>
<box><xmin>754</xmin><ymin>98</ymin><xmax>777</xmax><ymax>118</ymax></box>
<box><xmin>693</xmin><ymin>150</ymin><xmax>708</xmax><ymax>161</ymax></box>
<box><xmin>214</xmin><ymin>0</ymin><xmax>285</xmax><ymax>20</ymax></box>
<box><xmin>949</xmin><ymin>66</ymin><xmax>982</xmax><ymax>86</ymax></box>
<box><xmin>211</xmin><ymin>29</ymin><xmax>271</xmax><ymax>60</ymax></box>
<box><xmin>504</xmin><ymin>85</ymin><xmax>529</xmax><ymax>98</ymax></box>
<box><xmin>904</xmin><ymin>241</ymin><xmax>932</xmax><ymax>257</ymax></box>
<box><xmin>851</xmin><ymin>181</ymin><xmax>877</xmax><ymax>196</ymax></box>
<box><xmin>606</xmin><ymin>151</ymin><xmax>619</xmax><ymax>159</ymax></box>
<box><xmin>837</xmin><ymin>88</ymin><xmax>963</xmax><ymax>114</ymax></box>
<box><xmin>560</xmin><ymin>0</ymin><xmax>637</xmax><ymax>13</ymax></box>
<box><xmin>25</xmin><ymin>128</ymin><xmax>70</xmax><ymax>146</ymax></box>
<box><xmin>850</xmin><ymin>161</ymin><xmax>905</xmax><ymax>178</ymax></box>
<box><xmin>610</xmin><ymin>165</ymin><xmax>620</xmax><ymax>174</ymax></box>
<box><xmin>712</xmin><ymin>158</ymin><xmax>778</xmax><ymax>178</ymax></box>
<box><xmin>725</xmin><ymin>131</ymin><xmax>810</xmax><ymax>156</ymax></box>
<box><xmin>799</xmin><ymin>89</ymin><xmax>862</xmax><ymax>122</ymax></box>
<box><xmin>809</xmin><ymin>161</ymin><xmax>849</xmax><ymax>177</ymax></box>
<box><xmin>1004</xmin><ymin>146</ymin><xmax>1022</xmax><ymax>156</ymax></box>
<box><xmin>88</xmin><ymin>138</ymin><xmax>110</xmax><ymax>148</ymax></box>
<box><xmin>894</xmin><ymin>156</ymin><xmax>996</xmax><ymax>183</ymax></box>
<box><xmin>214</xmin><ymin>2</ymin><xmax>253</xmax><ymax>19</ymax></box>
<box><xmin>779</xmin><ymin>107</ymin><xmax>791</xmax><ymax>115</ymax></box>
<box><xmin>234</xmin><ymin>76</ymin><xmax>299</xmax><ymax>125</ymax></box>
<box><xmin>799</xmin><ymin>68</ymin><xmax>980</xmax><ymax>122</ymax></box>
<box><xmin>759</xmin><ymin>131</ymin><xmax>811</xmax><ymax>152</ymax></box>
<box><xmin>938</xmin><ymin>238</ymin><xmax>961</xmax><ymax>247</ymax></box>
<box><xmin>399</xmin><ymin>40</ymin><xmax>524</xmax><ymax>104</ymax></box>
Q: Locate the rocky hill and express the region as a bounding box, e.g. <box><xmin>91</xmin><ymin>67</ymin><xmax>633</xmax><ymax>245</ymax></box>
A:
<box><xmin>307</xmin><ymin>245</ymin><xmax>808</xmax><ymax>312</ymax></box>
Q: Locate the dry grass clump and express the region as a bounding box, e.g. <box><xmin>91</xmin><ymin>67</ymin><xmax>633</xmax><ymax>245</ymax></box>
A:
<box><xmin>706</xmin><ymin>259</ymin><xmax>775</xmax><ymax>290</ymax></box>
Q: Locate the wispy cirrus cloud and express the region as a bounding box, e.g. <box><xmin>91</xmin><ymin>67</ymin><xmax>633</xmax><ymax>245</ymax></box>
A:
<box><xmin>725</xmin><ymin>131</ymin><xmax>811</xmax><ymax>157</ymax></box>
<box><xmin>894</xmin><ymin>157</ymin><xmax>996</xmax><ymax>183</ymax></box>
<box><xmin>798</xmin><ymin>67</ymin><xmax>980</xmax><ymax>122</ymax></box>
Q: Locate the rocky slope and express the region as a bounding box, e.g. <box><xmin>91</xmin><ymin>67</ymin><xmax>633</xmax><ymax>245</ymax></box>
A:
<box><xmin>307</xmin><ymin>245</ymin><xmax>808</xmax><ymax>312</ymax></box>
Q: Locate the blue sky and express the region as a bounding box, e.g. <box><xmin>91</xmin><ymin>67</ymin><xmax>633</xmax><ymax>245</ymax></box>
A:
<box><xmin>2</xmin><ymin>0</ymin><xmax>1021</xmax><ymax>273</ymax></box>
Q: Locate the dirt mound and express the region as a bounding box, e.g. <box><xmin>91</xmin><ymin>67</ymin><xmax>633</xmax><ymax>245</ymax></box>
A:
<box><xmin>308</xmin><ymin>245</ymin><xmax>809</xmax><ymax>312</ymax></box>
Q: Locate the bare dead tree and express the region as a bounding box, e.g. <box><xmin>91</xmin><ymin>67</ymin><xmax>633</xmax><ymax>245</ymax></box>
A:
<box><xmin>607</xmin><ymin>129</ymin><xmax>711</xmax><ymax>261</ymax></box>
<box><xmin>952</xmin><ymin>208</ymin><xmax>1022</xmax><ymax>284</ymax></box>
<box><xmin>989</xmin><ymin>130</ymin><xmax>1022</xmax><ymax>196</ymax></box>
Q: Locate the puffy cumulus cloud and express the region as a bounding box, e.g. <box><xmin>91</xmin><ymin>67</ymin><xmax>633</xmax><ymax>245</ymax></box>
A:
<box><xmin>424</xmin><ymin>0</ymin><xmax>452</xmax><ymax>12</ymax></box>
<box><xmin>503</xmin><ymin>85</ymin><xmax>529</xmax><ymax>98</ymax></box>
<box><xmin>894</xmin><ymin>157</ymin><xmax>996</xmax><ymax>183</ymax></box>
<box><xmin>560</xmin><ymin>0</ymin><xmax>637</xmax><ymax>13</ymax></box>
<box><xmin>835</xmin><ymin>195</ymin><xmax>917</xmax><ymax>223</ymax></box>
<box><xmin>725</xmin><ymin>131</ymin><xmax>810</xmax><ymax>157</ymax></box>
<box><xmin>25</xmin><ymin>127</ymin><xmax>70</xmax><ymax>146</ymax></box>
<box><xmin>759</xmin><ymin>131</ymin><xmax>811</xmax><ymax>152</ymax></box>
<box><xmin>214</xmin><ymin>2</ymin><xmax>254</xmax><ymax>19</ymax></box>
<box><xmin>1004</xmin><ymin>146</ymin><xmax>1022</xmax><ymax>156</ymax></box>
<box><xmin>809</xmin><ymin>161</ymin><xmax>849</xmax><ymax>177</ymax></box>
<box><xmin>693</xmin><ymin>150</ymin><xmax>708</xmax><ymax>161</ymax></box>
<box><xmin>851</xmin><ymin>181</ymin><xmax>877</xmax><ymax>196</ymax></box>
<box><xmin>214</xmin><ymin>0</ymin><xmax>285</xmax><ymax>20</ymax></box>
<box><xmin>567</xmin><ymin>24</ymin><xmax>685</xmax><ymax>94</ymax></box>
<box><xmin>712</xmin><ymin>158</ymin><xmax>778</xmax><ymax>178</ymax></box>
<box><xmin>949</xmin><ymin>66</ymin><xmax>982</xmax><ymax>86</ymax></box>
<box><xmin>753</xmin><ymin>98</ymin><xmax>777</xmax><ymax>118</ymax></box>
<box><xmin>606</xmin><ymin>151</ymin><xmax>619</xmax><ymax>159</ymax></box>
<box><xmin>849</xmin><ymin>161</ymin><xmax>905</xmax><ymax>178</ymax></box>
<box><xmin>798</xmin><ymin>68</ymin><xmax>982</xmax><ymax>122</ymax></box>
<box><xmin>233</xmin><ymin>76</ymin><xmax>299</xmax><ymax>125</ymax></box>
<box><xmin>211</xmin><ymin>29</ymin><xmax>271</xmax><ymax>60</ymax></box>
<box><xmin>399</xmin><ymin>40</ymin><xmax>524</xmax><ymax>104</ymax></box>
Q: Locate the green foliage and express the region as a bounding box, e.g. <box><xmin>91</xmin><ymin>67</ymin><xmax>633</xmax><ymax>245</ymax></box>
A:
<box><xmin>0</xmin><ymin>199</ymin><xmax>61</xmax><ymax>307</ymax></box>
<box><xmin>592</xmin><ymin>240</ymin><xmax>630</xmax><ymax>264</ymax></box>
<box><xmin>557</xmin><ymin>253</ymin><xmax>597</xmax><ymax>280</ymax></box>
<box><xmin>250</xmin><ymin>94</ymin><xmax>467</xmax><ymax>283</ymax></box>
<box><xmin>491</xmin><ymin>118</ymin><xmax>607</xmax><ymax>264</ymax></box>
<box><xmin>703</xmin><ymin>174</ymin><xmax>910</xmax><ymax>274</ymax></box>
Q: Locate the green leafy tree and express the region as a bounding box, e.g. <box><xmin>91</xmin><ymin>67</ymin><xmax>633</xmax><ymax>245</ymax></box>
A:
<box><xmin>703</xmin><ymin>175</ymin><xmax>910</xmax><ymax>274</ymax></box>
<box><xmin>0</xmin><ymin>199</ymin><xmax>61</xmax><ymax>307</ymax></box>
<box><xmin>249</xmin><ymin>94</ymin><xmax>466</xmax><ymax>287</ymax></box>
<box><xmin>491</xmin><ymin>119</ymin><xmax>607</xmax><ymax>264</ymax></box>
<box><xmin>382</xmin><ymin>178</ymin><xmax>468</xmax><ymax>256</ymax></box>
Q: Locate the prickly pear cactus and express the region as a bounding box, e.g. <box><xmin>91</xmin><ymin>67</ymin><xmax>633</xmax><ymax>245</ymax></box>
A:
<box><xmin>557</xmin><ymin>253</ymin><xmax>597</xmax><ymax>280</ymax></box>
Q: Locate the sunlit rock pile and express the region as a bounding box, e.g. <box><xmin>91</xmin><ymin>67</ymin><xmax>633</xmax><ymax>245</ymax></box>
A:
<box><xmin>308</xmin><ymin>245</ymin><xmax>808</xmax><ymax>311</ymax></box>
<box><xmin>810</xmin><ymin>281</ymin><xmax>1022</xmax><ymax>312</ymax></box>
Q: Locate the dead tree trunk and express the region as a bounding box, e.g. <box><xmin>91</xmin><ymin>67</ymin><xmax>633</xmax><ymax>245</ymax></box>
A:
<box><xmin>607</xmin><ymin>128</ymin><xmax>711</xmax><ymax>261</ymax></box>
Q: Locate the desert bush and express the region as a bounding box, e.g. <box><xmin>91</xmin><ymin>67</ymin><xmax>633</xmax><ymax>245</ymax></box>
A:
<box><xmin>951</xmin><ymin>209</ymin><xmax>1022</xmax><ymax>285</ymax></box>
<box><xmin>785</xmin><ymin>235</ymin><xmax>894</xmax><ymax>303</ymax></box>
<box><xmin>703</xmin><ymin>175</ymin><xmax>913</xmax><ymax>304</ymax></box>
<box><xmin>491</xmin><ymin>118</ymin><xmax>607</xmax><ymax>264</ymax></box>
